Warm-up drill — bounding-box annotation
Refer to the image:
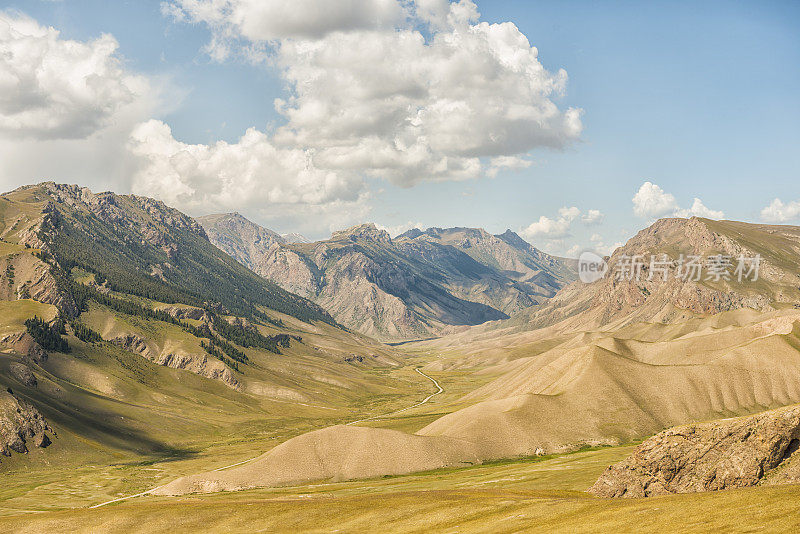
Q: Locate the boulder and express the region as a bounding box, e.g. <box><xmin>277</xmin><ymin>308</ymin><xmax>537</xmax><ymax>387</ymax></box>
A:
<box><xmin>589</xmin><ymin>405</ymin><xmax>800</xmax><ymax>498</ymax></box>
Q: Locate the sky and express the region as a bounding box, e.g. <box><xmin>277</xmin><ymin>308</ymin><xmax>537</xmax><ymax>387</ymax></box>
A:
<box><xmin>0</xmin><ymin>0</ymin><xmax>798</xmax><ymax>256</ymax></box>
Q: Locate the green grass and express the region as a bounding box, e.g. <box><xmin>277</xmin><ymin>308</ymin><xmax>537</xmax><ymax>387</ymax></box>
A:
<box><xmin>1</xmin><ymin>444</ymin><xmax>799</xmax><ymax>533</ymax></box>
<box><xmin>0</xmin><ymin>299</ymin><xmax>57</xmax><ymax>336</ymax></box>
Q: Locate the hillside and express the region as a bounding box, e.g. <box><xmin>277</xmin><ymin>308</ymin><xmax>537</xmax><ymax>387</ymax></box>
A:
<box><xmin>198</xmin><ymin>214</ymin><xmax>576</xmax><ymax>340</ymax></box>
<box><xmin>0</xmin><ymin>183</ymin><xmax>424</xmax><ymax>486</ymax></box>
<box><xmin>429</xmin><ymin>217</ymin><xmax>800</xmax><ymax>350</ymax></box>
<box><xmin>5</xmin><ymin>198</ymin><xmax>800</xmax><ymax>521</ymax></box>
<box><xmin>150</xmin><ymin>217</ymin><xmax>800</xmax><ymax>495</ymax></box>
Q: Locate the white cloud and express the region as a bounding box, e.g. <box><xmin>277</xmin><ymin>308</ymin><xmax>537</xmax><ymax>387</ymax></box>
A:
<box><xmin>674</xmin><ymin>198</ymin><xmax>724</xmax><ymax>219</ymax></box>
<box><xmin>0</xmin><ymin>11</ymin><xmax>166</xmax><ymax>195</ymax></box>
<box><xmin>632</xmin><ymin>182</ymin><xmax>723</xmax><ymax>220</ymax></box>
<box><xmin>166</xmin><ymin>0</ymin><xmax>583</xmax><ymax>186</ymax></box>
<box><xmin>581</xmin><ymin>208</ymin><xmax>604</xmax><ymax>225</ymax></box>
<box><xmin>486</xmin><ymin>155</ymin><xmax>532</xmax><ymax>178</ymax></box>
<box><xmin>521</xmin><ymin>206</ymin><xmax>580</xmax><ymax>240</ymax></box>
<box><xmin>761</xmin><ymin>198</ymin><xmax>800</xmax><ymax>223</ymax></box>
<box><xmin>164</xmin><ymin>0</ymin><xmax>408</xmax><ymax>59</ymax></box>
<box><xmin>0</xmin><ymin>11</ymin><xmax>148</xmax><ymax>139</ymax></box>
<box><xmin>127</xmin><ymin>120</ymin><xmax>370</xmax><ymax>232</ymax></box>
<box><xmin>632</xmin><ymin>181</ymin><xmax>679</xmax><ymax>218</ymax></box>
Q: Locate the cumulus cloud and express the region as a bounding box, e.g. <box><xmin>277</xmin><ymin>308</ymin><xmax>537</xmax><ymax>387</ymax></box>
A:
<box><xmin>521</xmin><ymin>206</ymin><xmax>580</xmax><ymax>240</ymax></box>
<box><xmin>127</xmin><ymin>120</ymin><xmax>370</xmax><ymax>232</ymax></box>
<box><xmin>632</xmin><ymin>181</ymin><xmax>724</xmax><ymax>220</ymax></box>
<box><xmin>164</xmin><ymin>0</ymin><xmax>408</xmax><ymax>59</ymax></box>
<box><xmin>581</xmin><ymin>208</ymin><xmax>604</xmax><ymax>225</ymax></box>
<box><xmin>674</xmin><ymin>198</ymin><xmax>724</xmax><ymax>219</ymax></box>
<box><xmin>0</xmin><ymin>11</ymin><xmax>164</xmax><ymax>195</ymax></box>
<box><xmin>761</xmin><ymin>198</ymin><xmax>800</xmax><ymax>223</ymax></box>
<box><xmin>0</xmin><ymin>11</ymin><xmax>147</xmax><ymax>139</ymax></box>
<box><xmin>164</xmin><ymin>0</ymin><xmax>583</xmax><ymax>187</ymax></box>
<box><xmin>632</xmin><ymin>182</ymin><xmax>679</xmax><ymax>218</ymax></box>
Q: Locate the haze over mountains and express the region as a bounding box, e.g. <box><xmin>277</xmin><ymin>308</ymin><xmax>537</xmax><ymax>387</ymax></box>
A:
<box><xmin>198</xmin><ymin>213</ymin><xmax>576</xmax><ymax>340</ymax></box>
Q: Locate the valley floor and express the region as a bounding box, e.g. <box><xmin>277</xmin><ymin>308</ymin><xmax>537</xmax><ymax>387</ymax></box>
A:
<box><xmin>5</xmin><ymin>306</ymin><xmax>800</xmax><ymax>532</ymax></box>
<box><xmin>2</xmin><ymin>445</ymin><xmax>799</xmax><ymax>533</ymax></box>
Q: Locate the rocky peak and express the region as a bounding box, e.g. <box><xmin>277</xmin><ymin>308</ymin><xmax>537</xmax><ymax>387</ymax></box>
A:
<box><xmin>281</xmin><ymin>232</ymin><xmax>310</xmax><ymax>244</ymax></box>
<box><xmin>35</xmin><ymin>182</ymin><xmax>207</xmax><ymax>241</ymax></box>
<box><xmin>331</xmin><ymin>223</ymin><xmax>392</xmax><ymax>244</ymax></box>
<box><xmin>496</xmin><ymin>229</ymin><xmax>533</xmax><ymax>251</ymax></box>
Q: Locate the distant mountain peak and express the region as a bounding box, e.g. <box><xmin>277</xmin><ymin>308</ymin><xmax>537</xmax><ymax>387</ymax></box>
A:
<box><xmin>281</xmin><ymin>232</ymin><xmax>309</xmax><ymax>244</ymax></box>
<box><xmin>331</xmin><ymin>223</ymin><xmax>391</xmax><ymax>244</ymax></box>
<box><xmin>496</xmin><ymin>229</ymin><xmax>532</xmax><ymax>251</ymax></box>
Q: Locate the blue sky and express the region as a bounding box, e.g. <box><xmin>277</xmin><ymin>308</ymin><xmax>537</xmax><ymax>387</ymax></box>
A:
<box><xmin>0</xmin><ymin>0</ymin><xmax>798</xmax><ymax>254</ymax></box>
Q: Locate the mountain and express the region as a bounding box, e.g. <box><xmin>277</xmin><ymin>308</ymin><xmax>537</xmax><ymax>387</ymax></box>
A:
<box><xmin>194</xmin><ymin>213</ymin><xmax>286</xmax><ymax>274</ymax></box>
<box><xmin>281</xmin><ymin>232</ymin><xmax>309</xmax><ymax>244</ymax></box>
<box><xmin>0</xmin><ymin>183</ymin><xmax>410</xmax><ymax>472</ymax></box>
<box><xmin>198</xmin><ymin>214</ymin><xmax>576</xmax><ymax>340</ymax></box>
<box><xmin>397</xmin><ymin>226</ymin><xmax>576</xmax><ymax>314</ymax></box>
<box><xmin>445</xmin><ymin>216</ymin><xmax>800</xmax><ymax>343</ymax></box>
<box><xmin>154</xmin><ymin>216</ymin><xmax>800</xmax><ymax>494</ymax></box>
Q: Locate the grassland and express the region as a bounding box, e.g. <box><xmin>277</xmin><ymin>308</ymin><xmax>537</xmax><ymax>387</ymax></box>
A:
<box><xmin>0</xmin><ymin>299</ymin><xmax>57</xmax><ymax>336</ymax></box>
<box><xmin>1</xmin><ymin>445</ymin><xmax>799</xmax><ymax>533</ymax></box>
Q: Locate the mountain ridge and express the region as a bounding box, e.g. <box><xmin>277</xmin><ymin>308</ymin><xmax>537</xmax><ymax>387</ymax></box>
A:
<box><xmin>197</xmin><ymin>214</ymin><xmax>577</xmax><ymax>340</ymax></box>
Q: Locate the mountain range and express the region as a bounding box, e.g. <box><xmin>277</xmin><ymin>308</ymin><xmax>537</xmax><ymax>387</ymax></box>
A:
<box><xmin>197</xmin><ymin>213</ymin><xmax>576</xmax><ymax>340</ymax></box>
<box><xmin>3</xmin><ymin>182</ymin><xmax>800</xmax><ymax>524</ymax></box>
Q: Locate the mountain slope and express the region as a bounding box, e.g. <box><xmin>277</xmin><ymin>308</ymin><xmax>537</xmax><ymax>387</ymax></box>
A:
<box><xmin>194</xmin><ymin>213</ymin><xmax>285</xmax><ymax>273</ymax></box>
<box><xmin>153</xmin><ymin>217</ymin><xmax>800</xmax><ymax>493</ymax></box>
<box><xmin>438</xmin><ymin>217</ymin><xmax>800</xmax><ymax>347</ymax></box>
<box><xmin>0</xmin><ymin>182</ymin><xmax>420</xmax><ymax>474</ymax></box>
<box><xmin>198</xmin><ymin>214</ymin><xmax>576</xmax><ymax>340</ymax></box>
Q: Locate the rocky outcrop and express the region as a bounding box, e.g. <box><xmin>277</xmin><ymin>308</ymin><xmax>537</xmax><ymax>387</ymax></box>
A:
<box><xmin>0</xmin><ymin>250</ymin><xmax>76</xmax><ymax>315</ymax></box>
<box><xmin>0</xmin><ymin>390</ymin><xmax>54</xmax><ymax>460</ymax></box>
<box><xmin>9</xmin><ymin>363</ymin><xmax>37</xmax><ymax>388</ymax></box>
<box><xmin>111</xmin><ymin>334</ymin><xmax>240</xmax><ymax>390</ymax></box>
<box><xmin>589</xmin><ymin>405</ymin><xmax>800</xmax><ymax>498</ymax></box>
<box><xmin>159</xmin><ymin>305</ymin><xmax>209</xmax><ymax>322</ymax></box>
<box><xmin>195</xmin><ymin>212</ymin><xmax>285</xmax><ymax>272</ymax></box>
<box><xmin>0</xmin><ymin>332</ymin><xmax>48</xmax><ymax>364</ymax></box>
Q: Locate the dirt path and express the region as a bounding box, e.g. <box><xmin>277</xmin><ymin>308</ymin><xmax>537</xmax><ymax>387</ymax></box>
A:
<box><xmin>346</xmin><ymin>367</ymin><xmax>443</xmax><ymax>425</ymax></box>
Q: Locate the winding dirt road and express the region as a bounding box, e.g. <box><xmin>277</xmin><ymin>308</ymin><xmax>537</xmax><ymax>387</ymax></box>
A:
<box><xmin>346</xmin><ymin>367</ymin><xmax>443</xmax><ymax>425</ymax></box>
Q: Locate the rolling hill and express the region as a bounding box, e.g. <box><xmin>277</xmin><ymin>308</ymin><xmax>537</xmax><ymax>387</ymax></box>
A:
<box><xmin>154</xmin><ymin>217</ymin><xmax>800</xmax><ymax>495</ymax></box>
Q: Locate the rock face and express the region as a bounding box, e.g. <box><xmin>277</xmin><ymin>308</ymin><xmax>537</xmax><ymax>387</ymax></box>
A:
<box><xmin>198</xmin><ymin>214</ymin><xmax>576</xmax><ymax>340</ymax></box>
<box><xmin>0</xmin><ymin>332</ymin><xmax>48</xmax><ymax>364</ymax></box>
<box><xmin>0</xmin><ymin>390</ymin><xmax>54</xmax><ymax>460</ymax></box>
<box><xmin>194</xmin><ymin>213</ymin><xmax>285</xmax><ymax>273</ymax></box>
<box><xmin>589</xmin><ymin>405</ymin><xmax>800</xmax><ymax>498</ymax></box>
<box><xmin>111</xmin><ymin>333</ymin><xmax>240</xmax><ymax>390</ymax></box>
<box><xmin>9</xmin><ymin>363</ymin><xmax>37</xmax><ymax>387</ymax></box>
